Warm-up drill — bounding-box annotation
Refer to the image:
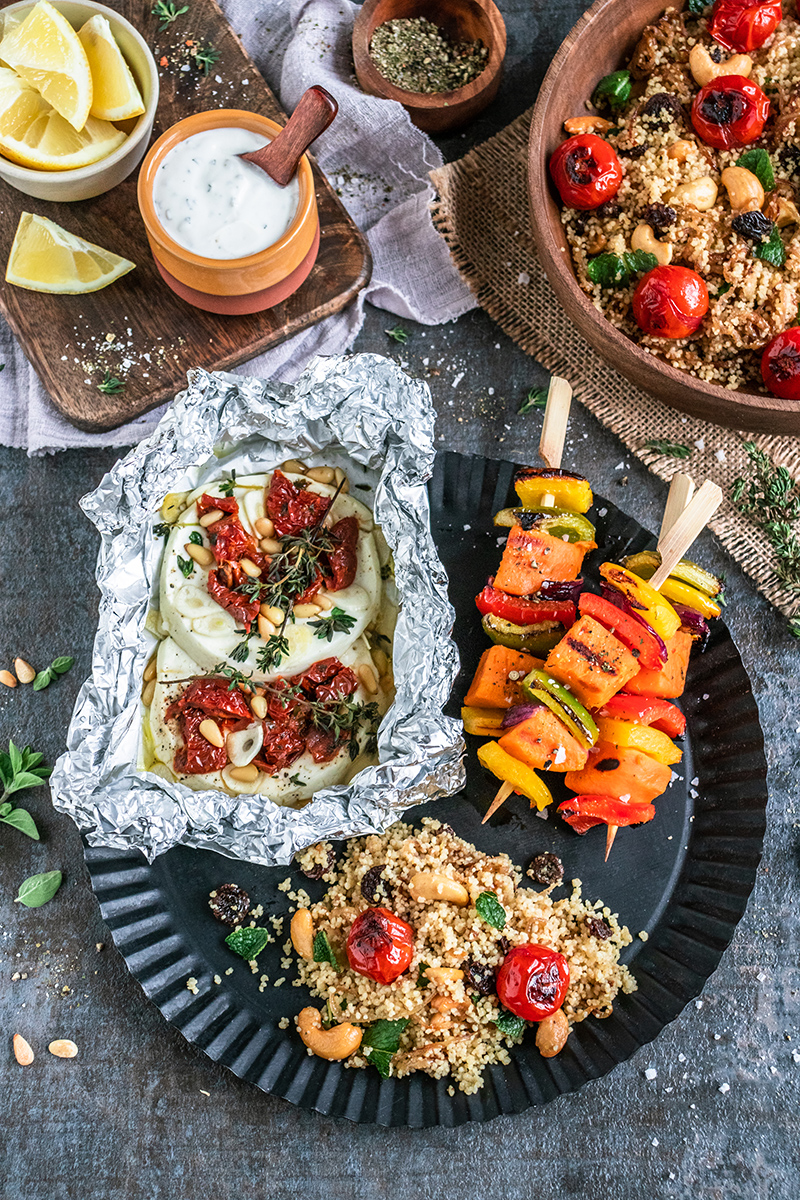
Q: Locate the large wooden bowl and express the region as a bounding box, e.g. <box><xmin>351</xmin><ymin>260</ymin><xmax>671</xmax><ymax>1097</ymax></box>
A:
<box><xmin>352</xmin><ymin>0</ymin><xmax>506</xmax><ymax>134</ymax></box>
<box><xmin>528</xmin><ymin>0</ymin><xmax>800</xmax><ymax>435</ymax></box>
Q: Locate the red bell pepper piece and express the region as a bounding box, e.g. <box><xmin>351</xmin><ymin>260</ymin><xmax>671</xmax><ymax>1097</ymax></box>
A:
<box><xmin>476</xmin><ymin>584</ymin><xmax>576</xmax><ymax>629</ymax></box>
<box><xmin>578</xmin><ymin>591</ymin><xmax>665</xmax><ymax>671</ymax></box>
<box><xmin>599</xmin><ymin>695</ymin><xmax>686</xmax><ymax>738</ymax></box>
<box><xmin>557</xmin><ymin>794</ymin><xmax>656</xmax><ymax>834</ymax></box>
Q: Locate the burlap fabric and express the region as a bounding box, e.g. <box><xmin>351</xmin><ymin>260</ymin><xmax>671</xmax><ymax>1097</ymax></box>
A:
<box><xmin>430</xmin><ymin>108</ymin><xmax>800</xmax><ymax>619</ymax></box>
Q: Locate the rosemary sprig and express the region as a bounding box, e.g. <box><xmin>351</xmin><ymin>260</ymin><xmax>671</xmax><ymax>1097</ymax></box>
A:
<box><xmin>194</xmin><ymin>43</ymin><xmax>221</xmax><ymax>75</ymax></box>
<box><xmin>645</xmin><ymin>438</ymin><xmax>692</xmax><ymax>459</ymax></box>
<box><xmin>151</xmin><ymin>0</ymin><xmax>189</xmax><ymax>29</ymax></box>
<box><xmin>732</xmin><ymin>441</ymin><xmax>800</xmax><ymax>621</ymax></box>
<box><xmin>97</xmin><ymin>370</ymin><xmax>125</xmax><ymax>395</ymax></box>
<box><xmin>518</xmin><ymin>386</ymin><xmax>547</xmax><ymax>414</ymax></box>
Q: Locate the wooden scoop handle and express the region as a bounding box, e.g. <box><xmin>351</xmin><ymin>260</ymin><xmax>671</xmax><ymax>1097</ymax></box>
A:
<box><xmin>240</xmin><ymin>85</ymin><xmax>338</xmax><ymax>186</ymax></box>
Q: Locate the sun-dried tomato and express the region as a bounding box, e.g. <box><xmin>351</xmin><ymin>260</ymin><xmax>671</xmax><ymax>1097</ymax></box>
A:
<box><xmin>306</xmin><ymin>725</ymin><xmax>349</xmax><ymax>762</ymax></box>
<box><xmin>172</xmin><ymin>708</ymin><xmax>229</xmax><ymax>775</ymax></box>
<box><xmin>256</xmin><ymin>722</ymin><xmax>306</xmax><ymax>771</ymax></box>
<box><xmin>195</xmin><ymin>493</ymin><xmax>264</xmax><ymax>567</ymax></box>
<box><xmin>266</xmin><ymin>470</ymin><xmax>331</xmax><ymax>536</ymax></box>
<box><xmin>196</xmin><ymin>494</ymin><xmax>239</xmax><ymax>521</ymax></box>
<box><xmin>168</xmin><ymin>677</ymin><xmax>253</xmax><ymax>721</ymax></box>
<box><xmin>324</xmin><ymin>516</ymin><xmax>359</xmax><ymax>591</ymax></box>
<box><xmin>207</xmin><ymin>567</ymin><xmax>260</xmax><ymax>626</ymax></box>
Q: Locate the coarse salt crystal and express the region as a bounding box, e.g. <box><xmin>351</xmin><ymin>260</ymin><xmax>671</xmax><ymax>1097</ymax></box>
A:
<box><xmin>695</xmin><ymin>438</ymin><xmax>705</xmax><ymax>450</ymax></box>
<box><xmin>644</xmin><ymin>1067</ymin><xmax>657</xmax><ymax>1080</ymax></box>
<box><xmin>553</xmin><ymin>746</ymin><xmax>567</xmax><ymax>765</ymax></box>
<box><xmin>598</xmin><ymin>508</ymin><xmax>607</xmax><ymax>517</ymax></box>
<box><xmin>517</xmin><ymin>271</ymin><xmax>530</xmax><ymax>286</ymax></box>
<box><xmin>715</xmin><ymin>448</ymin><xmax>727</xmax><ymax>462</ymax></box>
<box><xmin>718</xmin><ymin>1082</ymin><xmax>730</xmax><ymax>1094</ymax></box>
<box><xmin>451</xmin><ymin>371</ymin><xmax>465</xmax><ymax>388</ymax></box>
<box><xmin>652</xmin><ymin>1138</ymin><xmax>659</xmax><ymax>1147</ymax></box>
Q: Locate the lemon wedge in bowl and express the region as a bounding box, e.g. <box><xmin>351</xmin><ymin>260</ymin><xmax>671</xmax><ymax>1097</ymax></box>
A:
<box><xmin>6</xmin><ymin>211</ymin><xmax>135</xmax><ymax>293</ymax></box>
<box><xmin>78</xmin><ymin>14</ymin><xmax>144</xmax><ymax>122</ymax></box>
<box><xmin>0</xmin><ymin>0</ymin><xmax>93</xmax><ymax>131</ymax></box>
<box><xmin>0</xmin><ymin>68</ymin><xmax>125</xmax><ymax>170</ymax></box>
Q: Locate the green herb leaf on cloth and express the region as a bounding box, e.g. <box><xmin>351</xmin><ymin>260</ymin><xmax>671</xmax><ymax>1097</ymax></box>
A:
<box><xmin>644</xmin><ymin>439</ymin><xmax>692</xmax><ymax>459</ymax></box>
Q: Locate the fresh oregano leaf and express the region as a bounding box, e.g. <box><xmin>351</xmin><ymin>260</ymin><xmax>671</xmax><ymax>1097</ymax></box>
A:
<box><xmin>15</xmin><ymin>869</ymin><xmax>62</xmax><ymax>908</ymax></box>
<box><xmin>1</xmin><ymin>808</ymin><xmax>40</xmax><ymax>840</ymax></box>
<box><xmin>9</xmin><ymin>742</ymin><xmax>23</xmax><ymax>775</ymax></box>
<box><xmin>754</xmin><ymin>226</ymin><xmax>786</xmax><ymax>267</ymax></box>
<box><xmin>33</xmin><ymin>669</ymin><xmax>54</xmax><ymax>691</ymax></box>
<box><xmin>177</xmin><ymin>555</ymin><xmax>195</xmax><ymax>578</ymax></box>
<box><xmin>0</xmin><ymin>802</ymin><xmax>11</xmax><ymax>817</ymax></box>
<box><xmin>225</xmin><ymin>926</ymin><xmax>271</xmax><ymax>960</ymax></box>
<box><xmin>5</xmin><ymin>770</ymin><xmax>50</xmax><ymax>796</ymax></box>
<box><xmin>475</xmin><ymin>890</ymin><xmax>507</xmax><ymax>930</ymax></box>
<box><xmin>361</xmin><ymin>1017</ymin><xmax>409</xmax><ymax>1078</ymax></box>
<box><xmin>312</xmin><ymin>929</ymin><xmax>340</xmax><ymax>971</ymax></box>
<box><xmin>51</xmin><ymin>656</ymin><xmax>75</xmax><ymax>675</ymax></box>
<box><xmin>494</xmin><ymin>1008</ymin><xmax>526</xmax><ymax>1038</ymax></box>
<box><xmin>736</xmin><ymin>148</ymin><xmax>775</xmax><ymax>191</ymax></box>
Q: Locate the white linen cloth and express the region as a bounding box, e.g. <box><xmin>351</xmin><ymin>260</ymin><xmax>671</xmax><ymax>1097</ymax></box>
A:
<box><xmin>1</xmin><ymin>0</ymin><xmax>475</xmax><ymax>453</ymax></box>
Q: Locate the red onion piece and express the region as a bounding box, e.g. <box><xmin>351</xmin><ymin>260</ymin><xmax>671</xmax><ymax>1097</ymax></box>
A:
<box><xmin>501</xmin><ymin>703</ymin><xmax>544</xmax><ymax>730</ymax></box>
<box><xmin>599</xmin><ymin>582</ymin><xmax>669</xmax><ymax>663</ymax></box>
<box><xmin>671</xmin><ymin>602</ymin><xmax>710</xmax><ymax>650</ymax></box>
<box><xmin>537</xmin><ymin>578</ymin><xmax>584</xmax><ymax>603</ymax></box>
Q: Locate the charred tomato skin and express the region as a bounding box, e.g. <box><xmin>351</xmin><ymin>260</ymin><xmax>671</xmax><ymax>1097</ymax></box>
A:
<box><xmin>709</xmin><ymin>0</ymin><xmax>781</xmax><ymax>53</ymax></box>
<box><xmin>549</xmin><ymin>134</ymin><xmax>623</xmax><ymax>210</ymax></box>
<box><xmin>632</xmin><ymin>265</ymin><xmax>709</xmax><ymax>339</ymax></box>
<box><xmin>761</xmin><ymin>327</ymin><xmax>800</xmax><ymax>399</ymax></box>
<box><xmin>690</xmin><ymin>75</ymin><xmax>770</xmax><ymax>149</ymax></box>
<box><xmin>496</xmin><ymin>944</ymin><xmax>570</xmax><ymax>1022</ymax></box>
<box><xmin>346</xmin><ymin>906</ymin><xmax>414</xmax><ymax>984</ymax></box>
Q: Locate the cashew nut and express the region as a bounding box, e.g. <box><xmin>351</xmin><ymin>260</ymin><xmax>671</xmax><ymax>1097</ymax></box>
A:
<box><xmin>721</xmin><ymin>165</ymin><xmax>764</xmax><ymax>212</ymax></box>
<box><xmin>563</xmin><ymin>115</ymin><xmax>613</xmax><ymax>135</ymax></box>
<box><xmin>667</xmin><ymin>139</ymin><xmax>693</xmax><ymax>162</ymax></box>
<box><xmin>535</xmin><ymin>1008</ymin><xmax>570</xmax><ymax>1058</ymax></box>
<box><xmin>688</xmin><ymin>43</ymin><xmax>752</xmax><ymax>87</ymax></box>
<box><xmin>408</xmin><ymin>872</ymin><xmax>469</xmax><ymax>906</ymax></box>
<box><xmin>290</xmin><ymin>908</ymin><xmax>315</xmax><ymax>960</ymax></box>
<box><xmin>631</xmin><ymin>223</ymin><xmax>673</xmax><ymax>265</ymax></box>
<box><xmin>297</xmin><ymin>1007</ymin><xmax>363</xmax><ymax>1060</ymax></box>
<box><xmin>775</xmin><ymin>196</ymin><xmax>800</xmax><ymax>228</ymax></box>
<box><xmin>422</xmin><ymin>966</ymin><xmax>465</xmax><ymax>985</ymax></box>
<box><xmin>669</xmin><ymin>175</ymin><xmax>718</xmax><ymax>211</ymax></box>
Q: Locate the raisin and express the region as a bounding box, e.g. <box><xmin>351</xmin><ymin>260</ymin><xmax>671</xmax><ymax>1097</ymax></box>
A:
<box><xmin>462</xmin><ymin>958</ymin><xmax>497</xmax><ymax>995</ymax></box>
<box><xmin>642</xmin><ymin>92</ymin><xmax>684</xmax><ymax>129</ymax></box>
<box><xmin>208</xmin><ymin>883</ymin><xmax>250</xmax><ymax>927</ymax></box>
<box><xmin>596</xmin><ymin>200</ymin><xmax>621</xmax><ymax>219</ymax></box>
<box><xmin>360</xmin><ymin>864</ymin><xmax>393</xmax><ymax>905</ymax></box>
<box><xmin>499</xmin><ymin>936</ymin><xmax>510</xmax><ymax>955</ymax></box>
<box><xmin>709</xmin><ymin>44</ymin><xmax>724</xmax><ymax>63</ymax></box>
<box><xmin>732</xmin><ymin>210</ymin><xmax>774</xmax><ymax>242</ymax></box>
<box><xmin>299</xmin><ymin>846</ymin><xmax>337</xmax><ymax>879</ymax></box>
<box><xmin>619</xmin><ymin>143</ymin><xmax>648</xmax><ymax>159</ymax></box>
<box><xmin>641</xmin><ymin>202</ymin><xmax>677</xmax><ymax>239</ymax></box>
<box><xmin>586</xmin><ymin>916</ymin><xmax>613</xmax><ymax>940</ymax></box>
<box><xmin>529</xmin><ymin>852</ymin><xmax>565</xmax><ymax>887</ymax></box>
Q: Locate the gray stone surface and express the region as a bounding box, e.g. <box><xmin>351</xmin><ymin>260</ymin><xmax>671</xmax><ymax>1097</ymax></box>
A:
<box><xmin>1</xmin><ymin>1</ymin><xmax>799</xmax><ymax>1196</ymax></box>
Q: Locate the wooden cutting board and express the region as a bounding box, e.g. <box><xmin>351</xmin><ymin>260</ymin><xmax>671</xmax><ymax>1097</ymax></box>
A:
<box><xmin>0</xmin><ymin>0</ymin><xmax>371</xmax><ymax>432</ymax></box>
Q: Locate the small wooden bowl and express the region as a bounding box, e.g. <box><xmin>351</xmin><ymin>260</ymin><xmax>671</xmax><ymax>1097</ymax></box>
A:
<box><xmin>528</xmin><ymin>0</ymin><xmax>800</xmax><ymax>435</ymax></box>
<box><xmin>352</xmin><ymin>0</ymin><xmax>506</xmax><ymax>135</ymax></box>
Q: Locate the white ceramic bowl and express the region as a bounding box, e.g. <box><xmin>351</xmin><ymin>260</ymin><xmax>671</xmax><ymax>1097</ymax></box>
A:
<box><xmin>0</xmin><ymin>0</ymin><xmax>159</xmax><ymax>202</ymax></box>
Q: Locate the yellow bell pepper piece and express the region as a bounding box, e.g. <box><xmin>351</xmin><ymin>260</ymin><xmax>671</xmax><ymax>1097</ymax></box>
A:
<box><xmin>461</xmin><ymin>706</ymin><xmax>506</xmax><ymax>737</ymax></box>
<box><xmin>658</xmin><ymin>578</ymin><xmax>722</xmax><ymax>620</ymax></box>
<box><xmin>514</xmin><ymin>473</ymin><xmax>593</xmax><ymax>514</ymax></box>
<box><xmin>599</xmin><ymin>563</ymin><xmax>681</xmax><ymax>641</ymax></box>
<box><xmin>477</xmin><ymin>741</ymin><xmax>554</xmax><ymax>811</ymax></box>
<box><xmin>596</xmin><ymin>718</ymin><xmax>682</xmax><ymax>766</ymax></box>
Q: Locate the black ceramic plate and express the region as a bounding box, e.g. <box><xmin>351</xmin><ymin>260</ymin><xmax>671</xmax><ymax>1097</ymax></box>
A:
<box><xmin>84</xmin><ymin>452</ymin><xmax>767</xmax><ymax>1127</ymax></box>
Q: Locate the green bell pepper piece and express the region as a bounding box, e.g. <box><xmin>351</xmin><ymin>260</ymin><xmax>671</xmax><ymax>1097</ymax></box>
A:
<box><xmin>481</xmin><ymin>613</ymin><xmax>563</xmax><ymax>656</ymax></box>
<box><xmin>493</xmin><ymin>505</ymin><xmax>573</xmax><ymax>528</ymax></box>
<box><xmin>622</xmin><ymin>550</ymin><xmax>721</xmax><ymax>598</ymax></box>
<box><xmin>521</xmin><ymin>668</ymin><xmax>598</xmax><ymax>747</ymax></box>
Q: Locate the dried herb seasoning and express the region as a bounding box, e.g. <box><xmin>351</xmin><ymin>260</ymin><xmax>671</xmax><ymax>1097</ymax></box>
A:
<box><xmin>369</xmin><ymin>17</ymin><xmax>487</xmax><ymax>95</ymax></box>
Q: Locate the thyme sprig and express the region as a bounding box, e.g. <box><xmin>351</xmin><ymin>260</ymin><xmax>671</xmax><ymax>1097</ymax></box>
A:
<box><xmin>97</xmin><ymin>370</ymin><xmax>125</xmax><ymax>395</ymax></box>
<box><xmin>645</xmin><ymin>438</ymin><xmax>692</xmax><ymax>459</ymax></box>
<box><xmin>732</xmin><ymin>441</ymin><xmax>800</xmax><ymax>627</ymax></box>
<box><xmin>151</xmin><ymin>1</ymin><xmax>189</xmax><ymax>29</ymax></box>
<box><xmin>518</xmin><ymin>386</ymin><xmax>547</xmax><ymax>414</ymax></box>
<box><xmin>194</xmin><ymin>43</ymin><xmax>221</xmax><ymax>75</ymax></box>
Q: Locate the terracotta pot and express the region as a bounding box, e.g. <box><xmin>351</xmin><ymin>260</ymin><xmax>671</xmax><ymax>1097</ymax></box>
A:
<box><xmin>137</xmin><ymin>109</ymin><xmax>319</xmax><ymax>315</ymax></box>
<box><xmin>528</xmin><ymin>0</ymin><xmax>800</xmax><ymax>435</ymax></box>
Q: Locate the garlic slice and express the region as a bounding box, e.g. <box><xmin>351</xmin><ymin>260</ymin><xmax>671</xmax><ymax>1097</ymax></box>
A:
<box><xmin>174</xmin><ymin>586</ymin><xmax>219</xmax><ymax>619</ymax></box>
<box><xmin>191</xmin><ymin>611</ymin><xmax>236</xmax><ymax>637</ymax></box>
<box><xmin>226</xmin><ymin>722</ymin><xmax>264</xmax><ymax>766</ymax></box>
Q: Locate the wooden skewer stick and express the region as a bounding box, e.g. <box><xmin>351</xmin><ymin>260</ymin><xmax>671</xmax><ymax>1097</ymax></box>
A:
<box><xmin>650</xmin><ymin>480</ymin><xmax>723</xmax><ymax>590</ymax></box>
<box><xmin>539</xmin><ymin>376</ymin><xmax>573</xmax><ymax>471</ymax></box>
<box><xmin>482</xmin><ymin>781</ymin><xmax>514</xmax><ymax>824</ymax></box>
<box><xmin>605</xmin><ymin>472</ymin><xmax>700</xmax><ymax>862</ymax></box>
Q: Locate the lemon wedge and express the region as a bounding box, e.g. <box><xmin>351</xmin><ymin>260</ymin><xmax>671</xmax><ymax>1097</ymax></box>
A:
<box><xmin>6</xmin><ymin>211</ymin><xmax>135</xmax><ymax>293</ymax></box>
<box><xmin>78</xmin><ymin>15</ymin><xmax>144</xmax><ymax>122</ymax></box>
<box><xmin>0</xmin><ymin>68</ymin><xmax>125</xmax><ymax>170</ymax></box>
<box><xmin>0</xmin><ymin>0</ymin><xmax>93</xmax><ymax>131</ymax></box>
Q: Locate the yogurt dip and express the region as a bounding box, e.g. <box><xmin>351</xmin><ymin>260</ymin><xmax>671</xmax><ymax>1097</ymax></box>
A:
<box><xmin>152</xmin><ymin>127</ymin><xmax>300</xmax><ymax>259</ymax></box>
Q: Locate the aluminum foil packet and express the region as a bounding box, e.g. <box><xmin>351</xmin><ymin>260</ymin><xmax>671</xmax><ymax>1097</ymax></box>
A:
<box><xmin>50</xmin><ymin>354</ymin><xmax>465</xmax><ymax>866</ymax></box>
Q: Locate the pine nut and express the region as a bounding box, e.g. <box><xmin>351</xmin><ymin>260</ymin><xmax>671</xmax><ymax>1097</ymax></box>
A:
<box><xmin>13</xmin><ymin>658</ymin><xmax>35</xmax><ymax>684</ymax></box>
<box><xmin>315</xmin><ymin>593</ymin><xmax>334</xmax><ymax>611</ymax></box>
<box><xmin>239</xmin><ymin>558</ymin><xmax>261</xmax><ymax>578</ymax></box>
<box><xmin>379</xmin><ymin>672</ymin><xmax>394</xmax><ymax>692</ymax></box>
<box><xmin>255</xmin><ymin>517</ymin><xmax>275</xmax><ymax>537</ymax></box>
<box><xmin>333</xmin><ymin>467</ymin><xmax>349</xmax><ymax>494</ymax></box>
<box><xmin>143</xmin><ymin>656</ymin><xmax>157</xmax><ymax>682</ymax></box>
<box><xmin>281</xmin><ymin>458</ymin><xmax>308</xmax><ymax>474</ymax></box>
<box><xmin>199</xmin><ymin>718</ymin><xmax>224</xmax><ymax>748</ymax></box>
<box><xmin>372</xmin><ymin>648</ymin><xmax>389</xmax><ymax>676</ymax></box>
<box><xmin>250</xmin><ymin>695</ymin><xmax>267</xmax><ymax>719</ymax></box>
<box><xmin>409</xmin><ymin>872</ymin><xmax>469</xmax><ymax>906</ymax></box>
<box><xmin>199</xmin><ymin>508</ymin><xmax>225</xmax><ymax>527</ymax></box>
<box><xmin>228</xmin><ymin>764</ymin><xmax>259</xmax><ymax>783</ymax></box>
<box><xmin>260</xmin><ymin>537</ymin><xmax>282</xmax><ymax>554</ymax></box>
<box><xmin>0</xmin><ymin>670</ymin><xmax>17</xmax><ymax>688</ymax></box>
<box><xmin>258</xmin><ymin>614</ymin><xmax>276</xmax><ymax>640</ymax></box>
<box><xmin>141</xmin><ymin>678</ymin><xmax>156</xmax><ymax>707</ymax></box>
<box><xmin>48</xmin><ymin>1039</ymin><xmax>78</xmax><ymax>1059</ymax></box>
<box><xmin>307</xmin><ymin>465</ymin><xmax>336</xmax><ymax>484</ymax></box>
<box><xmin>261</xmin><ymin>604</ymin><xmax>285</xmax><ymax>626</ymax></box>
<box><xmin>358</xmin><ymin>663</ymin><xmax>379</xmax><ymax>695</ymax></box>
<box><xmin>185</xmin><ymin>542</ymin><xmax>214</xmax><ymax>567</ymax></box>
<box><xmin>290</xmin><ymin>908</ymin><xmax>314</xmax><ymax>959</ymax></box>
<box><xmin>293</xmin><ymin>603</ymin><xmax>321</xmax><ymax>618</ymax></box>
<box><xmin>13</xmin><ymin>1033</ymin><xmax>34</xmax><ymax>1065</ymax></box>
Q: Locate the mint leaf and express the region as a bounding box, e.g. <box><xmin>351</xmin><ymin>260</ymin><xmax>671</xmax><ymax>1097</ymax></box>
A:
<box><xmin>1</xmin><ymin>808</ymin><xmax>40</xmax><ymax>840</ymax></box>
<box><xmin>592</xmin><ymin>69</ymin><xmax>631</xmax><ymax>112</ymax></box>
<box><xmin>736</xmin><ymin>148</ymin><xmax>775</xmax><ymax>191</ymax></box>
<box><xmin>475</xmin><ymin>890</ymin><xmax>506</xmax><ymax>930</ymax></box>
<box><xmin>361</xmin><ymin>1018</ymin><xmax>409</xmax><ymax>1078</ymax></box>
<box><xmin>224</xmin><ymin>926</ymin><xmax>270</xmax><ymax>959</ymax></box>
<box><xmin>312</xmin><ymin>929</ymin><xmax>340</xmax><ymax>971</ymax></box>
<box><xmin>494</xmin><ymin>1008</ymin><xmax>526</xmax><ymax>1038</ymax></box>
<box><xmin>15</xmin><ymin>869</ymin><xmax>62</xmax><ymax>908</ymax></box>
<box><xmin>754</xmin><ymin>227</ymin><xmax>786</xmax><ymax>267</ymax></box>
<box><xmin>417</xmin><ymin>961</ymin><xmax>431</xmax><ymax>987</ymax></box>
<box><xmin>688</xmin><ymin>0</ymin><xmax>708</xmax><ymax>13</ymax></box>
<box><xmin>586</xmin><ymin>250</ymin><xmax>656</xmax><ymax>289</ymax></box>
<box><xmin>622</xmin><ymin>250</ymin><xmax>658</xmax><ymax>276</ymax></box>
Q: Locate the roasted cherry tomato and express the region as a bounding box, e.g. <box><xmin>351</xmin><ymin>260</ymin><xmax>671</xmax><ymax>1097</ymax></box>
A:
<box><xmin>549</xmin><ymin>134</ymin><xmax>623</xmax><ymax>210</ymax></box>
<box><xmin>690</xmin><ymin>75</ymin><xmax>770</xmax><ymax>149</ymax></box>
<box><xmin>346</xmin><ymin>907</ymin><xmax>414</xmax><ymax>984</ymax></box>
<box><xmin>496</xmin><ymin>944</ymin><xmax>570</xmax><ymax>1022</ymax></box>
<box><xmin>709</xmin><ymin>0</ymin><xmax>781</xmax><ymax>52</ymax></box>
<box><xmin>761</xmin><ymin>326</ymin><xmax>800</xmax><ymax>399</ymax></box>
<box><xmin>632</xmin><ymin>266</ymin><xmax>709</xmax><ymax>339</ymax></box>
